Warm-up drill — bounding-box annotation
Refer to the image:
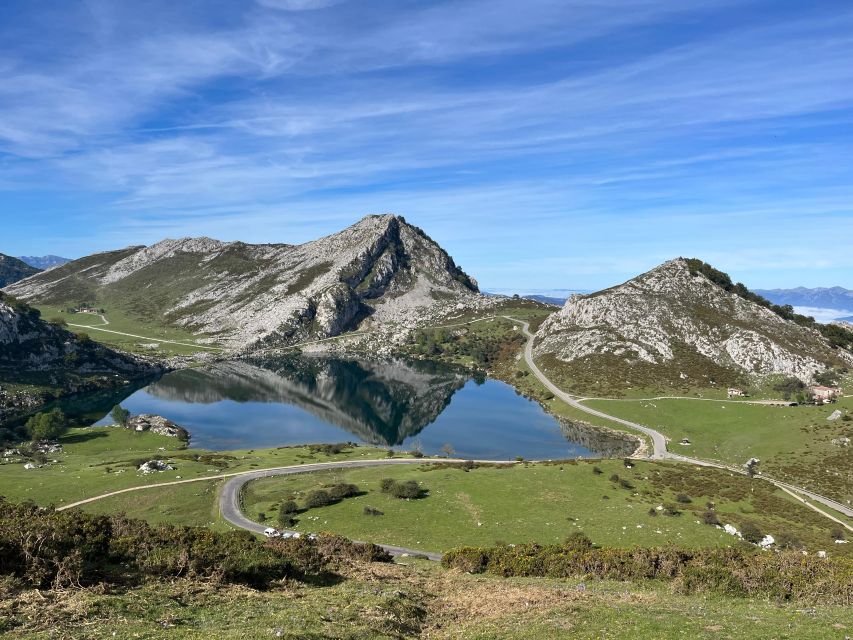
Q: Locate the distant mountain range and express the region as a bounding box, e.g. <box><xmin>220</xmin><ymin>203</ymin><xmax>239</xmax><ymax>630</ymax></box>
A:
<box><xmin>6</xmin><ymin>215</ymin><xmax>481</xmax><ymax>350</ymax></box>
<box><xmin>755</xmin><ymin>287</ymin><xmax>853</xmax><ymax>315</ymax></box>
<box><xmin>17</xmin><ymin>255</ymin><xmax>72</xmax><ymax>270</ymax></box>
<box><xmin>534</xmin><ymin>258</ymin><xmax>853</xmax><ymax>394</ymax></box>
<box><xmin>0</xmin><ymin>254</ymin><xmax>40</xmax><ymax>288</ymax></box>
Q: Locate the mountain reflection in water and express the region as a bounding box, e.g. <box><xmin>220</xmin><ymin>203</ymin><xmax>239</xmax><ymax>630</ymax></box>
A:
<box><xmin>81</xmin><ymin>355</ymin><xmax>636</xmax><ymax>459</ymax></box>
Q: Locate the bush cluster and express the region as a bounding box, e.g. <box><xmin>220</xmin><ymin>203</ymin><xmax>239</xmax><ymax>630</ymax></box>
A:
<box><xmin>0</xmin><ymin>498</ymin><xmax>390</xmax><ymax>590</ymax></box>
<box><xmin>303</xmin><ymin>483</ymin><xmax>361</xmax><ymax>510</ymax></box>
<box><xmin>308</xmin><ymin>443</ymin><xmax>352</xmax><ymax>456</ymax></box>
<box><xmin>442</xmin><ymin>535</ymin><xmax>853</xmax><ymax>604</ymax></box>
<box><xmin>380</xmin><ymin>478</ymin><xmax>425</xmax><ymax>499</ymax></box>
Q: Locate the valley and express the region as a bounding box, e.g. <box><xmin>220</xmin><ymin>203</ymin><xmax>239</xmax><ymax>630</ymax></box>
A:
<box><xmin>2</xmin><ymin>221</ymin><xmax>852</xmax><ymax>639</ymax></box>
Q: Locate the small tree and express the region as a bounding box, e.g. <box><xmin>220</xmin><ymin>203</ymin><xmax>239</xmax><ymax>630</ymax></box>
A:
<box><xmin>441</xmin><ymin>443</ymin><xmax>455</xmax><ymax>458</ymax></box>
<box><xmin>110</xmin><ymin>405</ymin><xmax>131</xmax><ymax>426</ymax></box>
<box><xmin>279</xmin><ymin>500</ymin><xmax>298</xmax><ymax>515</ymax></box>
<box><xmin>740</xmin><ymin>521</ymin><xmax>763</xmax><ymax>544</ymax></box>
<box><xmin>328</xmin><ymin>483</ymin><xmax>360</xmax><ymax>500</ymax></box>
<box><xmin>702</xmin><ymin>510</ymin><xmax>720</xmax><ymax>526</ymax></box>
<box><xmin>303</xmin><ymin>489</ymin><xmax>332</xmax><ymax>509</ymax></box>
<box><xmin>26</xmin><ymin>409</ymin><xmax>67</xmax><ymax>442</ymax></box>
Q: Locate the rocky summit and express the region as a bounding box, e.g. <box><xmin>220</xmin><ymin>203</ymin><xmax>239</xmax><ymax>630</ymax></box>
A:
<box><xmin>6</xmin><ymin>215</ymin><xmax>480</xmax><ymax>351</ymax></box>
<box><xmin>534</xmin><ymin>258</ymin><xmax>852</xmax><ymax>390</ymax></box>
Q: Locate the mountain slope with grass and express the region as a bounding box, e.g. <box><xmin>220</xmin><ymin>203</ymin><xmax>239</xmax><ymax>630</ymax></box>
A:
<box><xmin>0</xmin><ymin>253</ymin><xmax>40</xmax><ymax>287</ymax></box>
<box><xmin>7</xmin><ymin>215</ymin><xmax>481</xmax><ymax>351</ymax></box>
<box><xmin>534</xmin><ymin>258</ymin><xmax>853</xmax><ymax>394</ymax></box>
<box><xmin>0</xmin><ymin>292</ymin><xmax>159</xmax><ymax>431</ymax></box>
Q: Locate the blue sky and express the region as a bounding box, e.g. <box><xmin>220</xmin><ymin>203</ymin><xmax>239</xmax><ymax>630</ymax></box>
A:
<box><xmin>1</xmin><ymin>0</ymin><xmax>852</xmax><ymax>291</ymax></box>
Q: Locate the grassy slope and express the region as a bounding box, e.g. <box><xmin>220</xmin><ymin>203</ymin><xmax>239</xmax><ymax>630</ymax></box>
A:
<box><xmin>238</xmin><ymin>459</ymin><xmax>847</xmax><ymax>555</ymax></box>
<box><xmin>34</xmin><ymin>305</ymin><xmax>217</xmax><ymax>356</ymax></box>
<box><xmin>583</xmin><ymin>395</ymin><xmax>853</xmax><ymax>504</ymax></box>
<box><xmin>0</xmin><ymin>426</ymin><xmax>393</xmax><ymax>507</ymax></box>
<box><xmin>3</xmin><ymin>560</ymin><xmax>851</xmax><ymax>639</ymax></box>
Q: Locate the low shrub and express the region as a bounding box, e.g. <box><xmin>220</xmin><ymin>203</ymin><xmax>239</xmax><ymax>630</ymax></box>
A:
<box><xmin>740</xmin><ymin>521</ymin><xmax>763</xmax><ymax>544</ymax></box>
<box><xmin>328</xmin><ymin>483</ymin><xmax>360</xmax><ymax>500</ymax></box>
<box><xmin>0</xmin><ymin>498</ymin><xmax>391</xmax><ymax>590</ymax></box>
<box><xmin>592</xmin><ymin>466</ymin><xmax>603</xmax><ymax>475</ymax></box>
<box><xmin>279</xmin><ymin>499</ymin><xmax>298</xmax><ymax>515</ymax></box>
<box><xmin>661</xmin><ymin>504</ymin><xmax>681</xmax><ymax>517</ymax></box>
<box><xmin>304</xmin><ymin>490</ymin><xmax>333</xmax><ymax>509</ymax></box>
<box><xmin>442</xmin><ymin>538</ymin><xmax>853</xmax><ymax>604</ymax></box>
<box><xmin>308</xmin><ymin>443</ymin><xmax>351</xmax><ymax>456</ymax></box>
<box><xmin>675</xmin><ymin>494</ymin><xmax>692</xmax><ymax>504</ymax></box>
<box><xmin>380</xmin><ymin>478</ymin><xmax>425</xmax><ymax>499</ymax></box>
<box><xmin>701</xmin><ymin>510</ymin><xmax>720</xmax><ymax>526</ymax></box>
<box><xmin>775</xmin><ymin>531</ymin><xmax>802</xmax><ymax>550</ymax></box>
<box><xmin>363</xmin><ymin>506</ymin><xmax>384</xmax><ymax>516</ymax></box>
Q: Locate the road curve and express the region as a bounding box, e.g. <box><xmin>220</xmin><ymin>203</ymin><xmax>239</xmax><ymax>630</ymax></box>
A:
<box><xmin>506</xmin><ymin>316</ymin><xmax>670</xmax><ymax>459</ymax></box>
<box><xmin>220</xmin><ymin>458</ymin><xmax>516</xmax><ymax>561</ymax></box>
<box><xmin>506</xmin><ymin>316</ymin><xmax>853</xmax><ymax>525</ymax></box>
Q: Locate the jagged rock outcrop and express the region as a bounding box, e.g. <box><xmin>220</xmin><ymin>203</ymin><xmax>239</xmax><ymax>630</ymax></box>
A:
<box><xmin>125</xmin><ymin>414</ymin><xmax>189</xmax><ymax>440</ymax></box>
<box><xmin>7</xmin><ymin>215</ymin><xmax>481</xmax><ymax>351</ymax></box>
<box><xmin>535</xmin><ymin>258</ymin><xmax>852</xmax><ymax>390</ymax></box>
<box><xmin>0</xmin><ymin>254</ymin><xmax>40</xmax><ymax>288</ymax></box>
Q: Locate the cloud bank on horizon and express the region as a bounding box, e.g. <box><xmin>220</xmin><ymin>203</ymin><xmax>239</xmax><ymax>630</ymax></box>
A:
<box><xmin>1</xmin><ymin>0</ymin><xmax>851</xmax><ymax>290</ymax></box>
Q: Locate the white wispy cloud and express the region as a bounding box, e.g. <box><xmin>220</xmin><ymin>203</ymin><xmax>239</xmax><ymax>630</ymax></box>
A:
<box><xmin>1</xmin><ymin>1</ymin><xmax>852</xmax><ymax>288</ymax></box>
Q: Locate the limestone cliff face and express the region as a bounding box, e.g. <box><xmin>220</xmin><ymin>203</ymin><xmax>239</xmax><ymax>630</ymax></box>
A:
<box><xmin>7</xmin><ymin>215</ymin><xmax>480</xmax><ymax>351</ymax></box>
<box><xmin>535</xmin><ymin>258</ymin><xmax>851</xmax><ymax>386</ymax></box>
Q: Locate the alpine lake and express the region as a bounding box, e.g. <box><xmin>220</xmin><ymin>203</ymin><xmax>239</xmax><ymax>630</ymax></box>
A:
<box><xmin>58</xmin><ymin>355</ymin><xmax>636</xmax><ymax>460</ymax></box>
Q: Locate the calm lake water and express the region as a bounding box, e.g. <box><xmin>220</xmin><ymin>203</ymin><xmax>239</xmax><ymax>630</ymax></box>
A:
<box><xmin>65</xmin><ymin>356</ymin><xmax>635</xmax><ymax>460</ymax></box>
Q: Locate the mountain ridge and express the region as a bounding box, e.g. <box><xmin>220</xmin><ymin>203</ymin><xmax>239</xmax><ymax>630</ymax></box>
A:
<box><xmin>6</xmin><ymin>215</ymin><xmax>482</xmax><ymax>351</ymax></box>
<box><xmin>754</xmin><ymin>286</ymin><xmax>853</xmax><ymax>314</ymax></box>
<box><xmin>0</xmin><ymin>254</ymin><xmax>41</xmax><ymax>288</ymax></box>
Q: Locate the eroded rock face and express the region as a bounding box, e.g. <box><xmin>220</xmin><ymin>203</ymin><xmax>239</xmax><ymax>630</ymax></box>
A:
<box><xmin>126</xmin><ymin>414</ymin><xmax>189</xmax><ymax>440</ymax></box>
<box><xmin>138</xmin><ymin>459</ymin><xmax>175</xmax><ymax>473</ymax></box>
<box><xmin>535</xmin><ymin>258</ymin><xmax>851</xmax><ymax>385</ymax></box>
<box><xmin>7</xmin><ymin>214</ymin><xmax>482</xmax><ymax>351</ymax></box>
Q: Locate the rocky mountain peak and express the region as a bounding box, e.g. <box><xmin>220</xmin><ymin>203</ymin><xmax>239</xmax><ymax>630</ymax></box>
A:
<box><xmin>535</xmin><ymin>258</ymin><xmax>852</xmax><ymax>391</ymax></box>
<box><xmin>6</xmin><ymin>215</ymin><xmax>482</xmax><ymax>351</ymax></box>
